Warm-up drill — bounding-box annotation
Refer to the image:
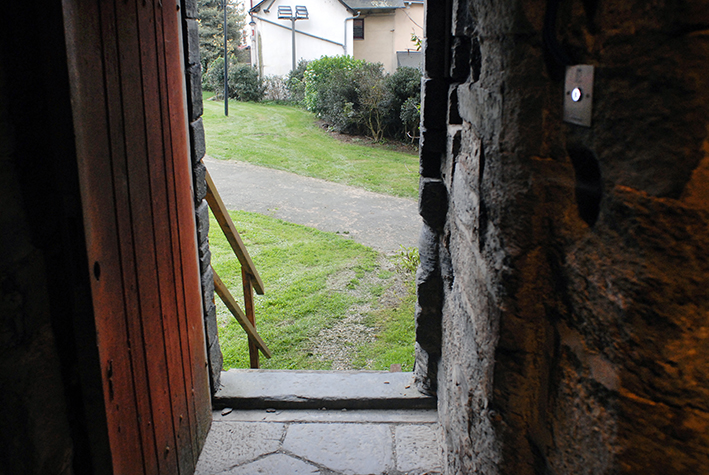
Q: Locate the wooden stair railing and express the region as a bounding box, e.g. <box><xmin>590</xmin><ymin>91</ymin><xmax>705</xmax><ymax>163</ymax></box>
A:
<box><xmin>205</xmin><ymin>168</ymin><xmax>271</xmax><ymax>368</ymax></box>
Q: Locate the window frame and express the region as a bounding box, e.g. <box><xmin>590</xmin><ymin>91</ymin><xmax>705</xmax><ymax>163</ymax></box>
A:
<box><xmin>353</xmin><ymin>18</ymin><xmax>364</xmax><ymax>40</ymax></box>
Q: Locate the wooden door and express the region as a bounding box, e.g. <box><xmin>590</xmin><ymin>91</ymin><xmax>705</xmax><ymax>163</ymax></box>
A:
<box><xmin>62</xmin><ymin>0</ymin><xmax>212</xmax><ymax>473</ymax></box>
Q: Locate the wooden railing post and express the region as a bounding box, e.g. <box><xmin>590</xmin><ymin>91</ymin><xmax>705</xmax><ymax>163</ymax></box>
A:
<box><xmin>242</xmin><ymin>269</ymin><xmax>259</xmax><ymax>369</ymax></box>
<box><xmin>213</xmin><ymin>269</ymin><xmax>271</xmax><ymax>359</ymax></box>
<box><xmin>205</xmin><ymin>166</ymin><xmax>270</xmax><ymax>367</ymax></box>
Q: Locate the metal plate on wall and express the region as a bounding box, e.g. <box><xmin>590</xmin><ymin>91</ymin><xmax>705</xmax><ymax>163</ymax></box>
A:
<box><xmin>563</xmin><ymin>65</ymin><xmax>594</xmax><ymax>127</ymax></box>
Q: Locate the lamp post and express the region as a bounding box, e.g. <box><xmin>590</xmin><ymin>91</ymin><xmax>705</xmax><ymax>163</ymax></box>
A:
<box><xmin>223</xmin><ymin>0</ymin><xmax>229</xmax><ymax>116</ymax></box>
<box><xmin>277</xmin><ymin>5</ymin><xmax>309</xmax><ymax>71</ymax></box>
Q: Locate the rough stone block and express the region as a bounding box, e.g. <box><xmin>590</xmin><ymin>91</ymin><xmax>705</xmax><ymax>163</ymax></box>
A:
<box><xmin>451</xmin><ymin>0</ymin><xmax>472</xmax><ymax>37</ymax></box>
<box><xmin>420</xmin><ymin>128</ymin><xmax>446</xmax><ymax>178</ymax></box>
<box><xmin>422</xmin><ymin>78</ymin><xmax>449</xmax><ymax>131</ymax></box>
<box><xmin>198</xmin><ymin>239</ymin><xmax>211</xmax><ymax>275</ymax></box>
<box><xmin>183</xmin><ymin>0</ymin><xmax>198</xmax><ymax>19</ymax></box>
<box><xmin>425</xmin><ymin>0</ymin><xmax>448</xmax><ymax>39</ymax></box>
<box><xmin>186</xmin><ymin>19</ymin><xmax>200</xmax><ymax>66</ymax></box>
<box><xmin>203</xmin><ymin>300</ymin><xmax>218</xmax><ymax>347</ymax></box>
<box><xmin>416</xmin><ymin>304</ymin><xmax>442</xmax><ymax>355</ymax></box>
<box><xmin>450</xmin><ymin>36</ymin><xmax>471</xmax><ymax>82</ymax></box>
<box><xmin>419</xmin><ymin>178</ymin><xmax>448</xmax><ymax>231</ymax></box>
<box><xmin>207</xmin><ymin>340</ymin><xmax>222</xmax><ymax>395</ymax></box>
<box><xmin>195</xmin><ymin>199</ymin><xmax>209</xmax><ymax>246</ymax></box>
<box><xmin>448</xmin><ymin>85</ymin><xmax>462</xmax><ymax>125</ymax></box>
<box><xmin>424</xmin><ymin>38</ymin><xmax>447</xmax><ymax>79</ymax></box>
<box><xmin>416</xmin><ymin>224</ymin><xmax>443</xmax><ymax>356</ymax></box>
<box><xmin>414</xmin><ymin>341</ymin><xmax>439</xmax><ymax>395</ymax></box>
<box><xmin>201</xmin><ymin>264</ymin><xmax>215</xmax><ymax>310</ymax></box>
<box><xmin>190</xmin><ymin>118</ymin><xmax>206</xmax><ymax>163</ymax></box>
<box><xmin>420</xmin><ymin>150</ymin><xmax>443</xmax><ymax>179</ymax></box>
<box><xmin>186</xmin><ymin>64</ymin><xmax>203</xmax><ymax>121</ymax></box>
<box><xmin>193</xmin><ymin>159</ymin><xmax>207</xmax><ymax>204</ymax></box>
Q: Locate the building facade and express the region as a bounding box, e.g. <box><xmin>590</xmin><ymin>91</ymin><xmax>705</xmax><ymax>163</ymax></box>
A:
<box><xmin>248</xmin><ymin>0</ymin><xmax>423</xmax><ymax>77</ymax></box>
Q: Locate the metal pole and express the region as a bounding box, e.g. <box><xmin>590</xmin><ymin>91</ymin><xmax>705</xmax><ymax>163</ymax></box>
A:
<box><xmin>291</xmin><ymin>17</ymin><xmax>296</xmax><ymax>72</ymax></box>
<box><xmin>224</xmin><ymin>0</ymin><xmax>229</xmax><ymax>116</ymax></box>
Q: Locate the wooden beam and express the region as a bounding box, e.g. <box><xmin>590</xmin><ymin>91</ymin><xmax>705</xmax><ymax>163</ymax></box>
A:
<box><xmin>242</xmin><ymin>268</ymin><xmax>260</xmax><ymax>369</ymax></box>
<box><xmin>205</xmin><ymin>168</ymin><xmax>265</xmax><ymax>295</ymax></box>
<box><xmin>213</xmin><ymin>268</ymin><xmax>271</xmax><ymax>359</ymax></box>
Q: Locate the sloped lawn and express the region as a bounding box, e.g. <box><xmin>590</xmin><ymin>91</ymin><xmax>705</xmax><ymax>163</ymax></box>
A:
<box><xmin>210</xmin><ymin>210</ymin><xmax>416</xmax><ymax>371</ymax></box>
<box><xmin>202</xmin><ymin>98</ymin><xmax>419</xmax><ymax>200</ymax></box>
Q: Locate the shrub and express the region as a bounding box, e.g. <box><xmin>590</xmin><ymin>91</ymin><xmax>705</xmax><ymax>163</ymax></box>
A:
<box><xmin>353</xmin><ymin>62</ymin><xmax>388</xmax><ymax>141</ymax></box>
<box><xmin>203</xmin><ymin>57</ymin><xmax>264</xmax><ymax>102</ymax></box>
<box><xmin>303</xmin><ymin>55</ymin><xmax>365</xmax><ymax>112</ymax></box>
<box><xmin>400</xmin><ymin>97</ymin><xmax>421</xmax><ymax>142</ymax></box>
<box><xmin>383</xmin><ymin>66</ymin><xmax>421</xmax><ymax>139</ymax></box>
<box><xmin>286</xmin><ymin>59</ymin><xmax>309</xmax><ymax>103</ymax></box>
<box><xmin>263</xmin><ymin>75</ymin><xmax>288</xmax><ymax>101</ymax></box>
<box><xmin>299</xmin><ymin>56</ymin><xmax>421</xmax><ymax>142</ymax></box>
<box><xmin>230</xmin><ymin>64</ymin><xmax>265</xmax><ymax>102</ymax></box>
<box><xmin>202</xmin><ymin>56</ymin><xmax>225</xmax><ymax>92</ymax></box>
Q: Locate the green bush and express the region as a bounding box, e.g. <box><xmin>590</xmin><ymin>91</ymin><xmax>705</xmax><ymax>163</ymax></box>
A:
<box><xmin>316</xmin><ymin>67</ymin><xmax>360</xmax><ymax>133</ymax></box>
<box><xmin>303</xmin><ymin>55</ymin><xmax>365</xmax><ymax>112</ymax></box>
<box><xmin>298</xmin><ymin>56</ymin><xmax>421</xmax><ymax>142</ymax></box>
<box><xmin>230</xmin><ymin>64</ymin><xmax>264</xmax><ymax>102</ymax></box>
<box><xmin>384</xmin><ymin>67</ymin><xmax>421</xmax><ymax>139</ymax></box>
<box><xmin>400</xmin><ymin>97</ymin><xmax>421</xmax><ymax>141</ymax></box>
<box><xmin>285</xmin><ymin>59</ymin><xmax>310</xmax><ymax>103</ymax></box>
<box><xmin>353</xmin><ymin>62</ymin><xmax>388</xmax><ymax>141</ymax></box>
<box><xmin>203</xmin><ymin>57</ymin><xmax>264</xmax><ymax>102</ymax></box>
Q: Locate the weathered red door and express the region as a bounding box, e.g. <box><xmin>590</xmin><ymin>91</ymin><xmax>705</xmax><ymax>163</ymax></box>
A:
<box><xmin>63</xmin><ymin>0</ymin><xmax>212</xmax><ymax>473</ymax></box>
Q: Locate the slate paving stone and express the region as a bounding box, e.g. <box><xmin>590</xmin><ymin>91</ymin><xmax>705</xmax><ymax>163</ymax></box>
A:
<box><xmin>223</xmin><ymin>453</ymin><xmax>321</xmax><ymax>475</ymax></box>
<box><xmin>395</xmin><ymin>424</ymin><xmax>443</xmax><ymax>473</ymax></box>
<box><xmin>194</xmin><ymin>422</ymin><xmax>284</xmax><ymax>475</ymax></box>
<box><xmin>283</xmin><ymin>423</ymin><xmax>393</xmax><ymax>475</ymax></box>
<box><xmin>215</xmin><ymin>370</ymin><xmax>435</xmax><ymax>410</ymax></box>
<box><xmin>217</xmin><ymin>408</ymin><xmax>439</xmax><ymax>424</ymax></box>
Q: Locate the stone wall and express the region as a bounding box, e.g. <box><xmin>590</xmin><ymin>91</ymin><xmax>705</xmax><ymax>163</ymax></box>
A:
<box><xmin>417</xmin><ymin>0</ymin><xmax>709</xmax><ymax>473</ymax></box>
<box><xmin>182</xmin><ymin>0</ymin><xmax>223</xmax><ymax>395</ymax></box>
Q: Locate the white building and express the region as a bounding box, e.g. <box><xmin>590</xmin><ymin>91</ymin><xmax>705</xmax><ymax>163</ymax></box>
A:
<box><xmin>248</xmin><ymin>0</ymin><xmax>423</xmax><ymax>77</ymax></box>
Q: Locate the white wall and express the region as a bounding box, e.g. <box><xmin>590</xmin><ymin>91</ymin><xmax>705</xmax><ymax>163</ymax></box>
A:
<box><xmin>251</xmin><ymin>0</ymin><xmax>351</xmax><ymax>77</ymax></box>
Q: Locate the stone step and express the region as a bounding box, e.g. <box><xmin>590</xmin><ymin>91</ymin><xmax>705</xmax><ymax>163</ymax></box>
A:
<box><xmin>214</xmin><ymin>369</ymin><xmax>436</xmax><ymax>410</ymax></box>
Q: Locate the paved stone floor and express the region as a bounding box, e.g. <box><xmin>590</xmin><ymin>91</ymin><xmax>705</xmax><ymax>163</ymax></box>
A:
<box><xmin>195</xmin><ymin>409</ymin><xmax>443</xmax><ymax>475</ymax></box>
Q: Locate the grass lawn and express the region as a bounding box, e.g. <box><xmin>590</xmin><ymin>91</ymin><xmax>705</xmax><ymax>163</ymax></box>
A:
<box><xmin>210</xmin><ymin>210</ymin><xmax>416</xmax><ymax>371</ymax></box>
<box><xmin>202</xmin><ymin>97</ymin><xmax>420</xmax><ymax>200</ymax></box>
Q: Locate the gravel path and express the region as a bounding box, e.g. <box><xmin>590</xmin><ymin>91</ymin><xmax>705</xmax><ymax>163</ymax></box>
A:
<box><xmin>204</xmin><ymin>156</ymin><xmax>421</xmax><ymax>254</ymax></box>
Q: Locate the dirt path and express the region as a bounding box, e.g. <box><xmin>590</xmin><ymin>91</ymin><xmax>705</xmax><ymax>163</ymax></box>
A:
<box><xmin>204</xmin><ymin>156</ymin><xmax>421</xmax><ymax>254</ymax></box>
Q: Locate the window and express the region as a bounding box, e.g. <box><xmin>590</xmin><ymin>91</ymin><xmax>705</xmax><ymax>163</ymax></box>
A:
<box><xmin>353</xmin><ymin>19</ymin><xmax>364</xmax><ymax>39</ymax></box>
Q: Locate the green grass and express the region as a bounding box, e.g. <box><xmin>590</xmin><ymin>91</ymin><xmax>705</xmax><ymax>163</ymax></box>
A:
<box><xmin>211</xmin><ymin>210</ymin><xmax>416</xmax><ymax>371</ymax></box>
<box><xmin>202</xmin><ymin>97</ymin><xmax>420</xmax><ymax>199</ymax></box>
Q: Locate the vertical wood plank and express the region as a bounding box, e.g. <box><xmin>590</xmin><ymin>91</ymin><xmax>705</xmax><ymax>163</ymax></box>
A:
<box><xmin>62</xmin><ymin>1</ymin><xmax>147</xmax><ymax>473</ymax></box>
<box><xmin>242</xmin><ymin>269</ymin><xmax>260</xmax><ymax>369</ymax></box>
<box><xmin>150</xmin><ymin>1</ymin><xmax>201</xmax><ymax>466</ymax></box>
<box><xmin>64</xmin><ymin>0</ymin><xmax>212</xmax><ymax>473</ymax></box>
<box><xmin>159</xmin><ymin>0</ymin><xmax>213</xmax><ymax>452</ymax></box>
<box><xmin>135</xmin><ymin>0</ymin><xmax>195</xmax><ymax>472</ymax></box>
<box><xmin>97</xmin><ymin>1</ymin><xmax>161</xmax><ymax>473</ymax></box>
<box><xmin>113</xmin><ymin>1</ymin><xmax>181</xmax><ymax>472</ymax></box>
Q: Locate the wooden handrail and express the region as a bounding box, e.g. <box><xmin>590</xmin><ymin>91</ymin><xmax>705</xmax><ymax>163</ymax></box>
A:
<box><xmin>205</xmin><ymin>168</ymin><xmax>265</xmax><ymax>295</ymax></box>
<box><xmin>213</xmin><ymin>268</ymin><xmax>271</xmax><ymax>359</ymax></box>
<box><xmin>206</xmin><ymin>165</ymin><xmax>269</xmax><ymax>368</ymax></box>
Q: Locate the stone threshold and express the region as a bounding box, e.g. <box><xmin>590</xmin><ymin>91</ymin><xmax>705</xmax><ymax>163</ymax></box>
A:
<box><xmin>214</xmin><ymin>369</ymin><xmax>436</xmax><ymax>410</ymax></box>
